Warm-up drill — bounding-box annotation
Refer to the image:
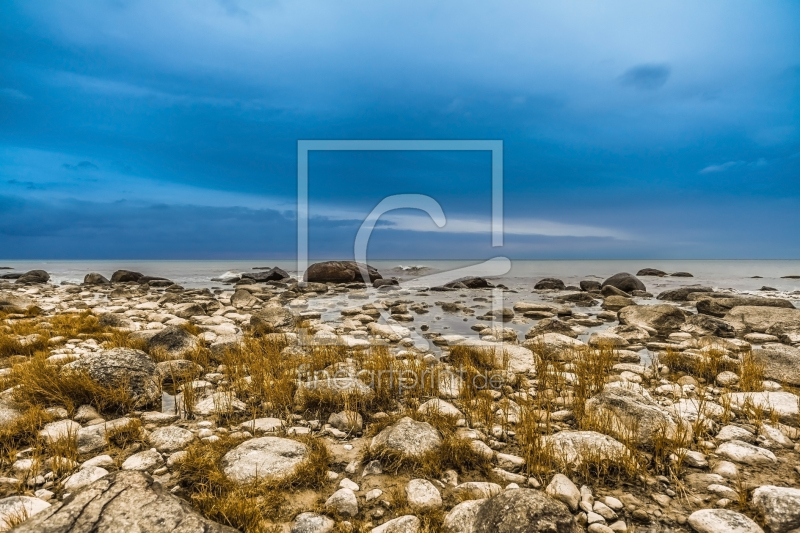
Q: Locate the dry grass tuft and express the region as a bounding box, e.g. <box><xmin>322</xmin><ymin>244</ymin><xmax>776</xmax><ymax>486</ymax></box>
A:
<box><xmin>176</xmin><ymin>434</ymin><xmax>331</xmax><ymax>532</ymax></box>
<box><xmin>0</xmin><ymin>406</ymin><xmax>53</xmax><ymax>464</ymax></box>
<box><xmin>9</xmin><ymin>356</ymin><xmax>135</xmax><ymax>415</ymax></box>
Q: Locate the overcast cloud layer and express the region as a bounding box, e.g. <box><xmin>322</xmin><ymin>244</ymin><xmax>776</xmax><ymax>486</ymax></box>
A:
<box><xmin>1</xmin><ymin>0</ymin><xmax>799</xmax><ymax>259</ymax></box>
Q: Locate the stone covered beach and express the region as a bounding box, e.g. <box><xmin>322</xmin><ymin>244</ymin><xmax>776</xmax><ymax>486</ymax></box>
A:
<box><xmin>0</xmin><ymin>262</ymin><xmax>799</xmax><ymax>532</ymax></box>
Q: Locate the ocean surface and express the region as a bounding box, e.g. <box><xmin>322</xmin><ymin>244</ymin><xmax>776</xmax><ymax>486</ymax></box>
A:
<box><xmin>2</xmin><ymin>259</ymin><xmax>800</xmax><ymax>295</ymax></box>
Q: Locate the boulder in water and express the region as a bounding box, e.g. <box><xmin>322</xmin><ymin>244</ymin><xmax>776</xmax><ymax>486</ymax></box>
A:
<box><xmin>304</xmin><ymin>261</ymin><xmax>381</xmax><ymax>284</ymax></box>
<box><xmin>601</xmin><ymin>272</ymin><xmax>645</xmax><ymax>293</ymax></box>
<box><xmin>111</xmin><ymin>270</ymin><xmax>144</xmax><ymax>283</ymax></box>
<box><xmin>15</xmin><ymin>270</ymin><xmax>50</xmax><ymax>284</ymax></box>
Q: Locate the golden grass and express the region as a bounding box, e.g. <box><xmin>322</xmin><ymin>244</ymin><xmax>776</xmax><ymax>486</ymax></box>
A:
<box><xmin>9</xmin><ymin>355</ymin><xmax>135</xmax><ymax>415</ymax></box>
<box><xmin>0</xmin><ymin>406</ymin><xmax>53</xmax><ymax>465</ymax></box>
<box><xmin>176</xmin><ymin>434</ymin><xmax>331</xmax><ymax>532</ymax></box>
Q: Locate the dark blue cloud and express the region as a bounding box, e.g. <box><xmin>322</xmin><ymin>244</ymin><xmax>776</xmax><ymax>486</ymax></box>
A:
<box><xmin>0</xmin><ymin>1</ymin><xmax>798</xmax><ymax>258</ymax></box>
<box><xmin>619</xmin><ymin>64</ymin><xmax>671</xmax><ymax>91</ymax></box>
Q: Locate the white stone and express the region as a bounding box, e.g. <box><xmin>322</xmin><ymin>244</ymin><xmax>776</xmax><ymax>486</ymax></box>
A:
<box><xmin>121</xmin><ymin>449</ymin><xmax>163</xmax><ymax>471</ymax></box>
<box><xmin>545</xmin><ymin>473</ymin><xmax>580</xmax><ymax>512</ymax></box>
<box><xmin>687</xmin><ymin>509</ymin><xmax>764</xmax><ymax>533</ymax></box>
<box><xmin>63</xmin><ymin>466</ymin><xmax>108</xmax><ymax>492</ymax></box>
<box><xmin>325</xmin><ymin>488</ymin><xmax>358</xmax><ymax>517</ymax></box>
<box><xmin>405</xmin><ymin>478</ymin><xmax>442</xmax><ymax>511</ymax></box>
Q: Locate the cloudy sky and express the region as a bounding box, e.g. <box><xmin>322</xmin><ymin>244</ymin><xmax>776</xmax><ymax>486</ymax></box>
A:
<box><xmin>1</xmin><ymin>0</ymin><xmax>799</xmax><ymax>259</ymax></box>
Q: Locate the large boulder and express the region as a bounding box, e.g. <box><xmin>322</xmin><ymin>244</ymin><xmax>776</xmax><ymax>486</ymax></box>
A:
<box><xmin>370</xmin><ymin>417</ymin><xmax>442</xmax><ymax>459</ymax></box>
<box><xmin>445</xmin><ymin>277</ymin><xmax>493</xmax><ymax>289</ymax></box>
<box><xmin>147</xmin><ymin>326</ymin><xmax>199</xmax><ymax>358</ymax></box>
<box><xmin>618</xmin><ymin>304</ymin><xmax>686</xmax><ymax>335</ymax></box>
<box><xmin>637</xmin><ymin>268</ymin><xmax>666</xmax><ymax>277</ymax></box>
<box><xmin>63</xmin><ymin>348</ymin><xmax>159</xmax><ymax>407</ymax></box>
<box><xmin>601</xmin><ymin>272</ymin><xmax>645</xmax><ymax>293</ymax></box>
<box><xmin>698</xmin><ymin>297</ymin><xmax>795</xmax><ymax>318</ymax></box>
<box><xmin>752</xmin><ymin>485</ymin><xmax>800</xmax><ymax>533</ymax></box>
<box><xmin>472</xmin><ymin>488</ymin><xmax>580</xmax><ymax>533</ymax></box>
<box><xmin>304</xmin><ymin>261</ymin><xmax>381</xmax><ymax>284</ymax></box>
<box><xmin>721</xmin><ymin>392</ymin><xmax>799</xmax><ymax>424</ymax></box>
<box><xmin>250</xmin><ymin>306</ymin><xmax>295</xmax><ymax>330</ymax></box>
<box><xmin>680</xmin><ymin>314</ymin><xmax>736</xmax><ymax>338</ymax></box>
<box><xmin>221</xmin><ymin>437</ymin><xmax>310</xmax><ymax>485</ymax></box>
<box><xmin>10</xmin><ymin>471</ymin><xmax>237</xmax><ymax>532</ymax></box>
<box><xmin>753</xmin><ymin>345</ymin><xmax>800</xmax><ymax>386</ymax></box>
<box><xmin>585</xmin><ymin>386</ymin><xmax>692</xmax><ymax>448</ymax></box>
<box><xmin>242</xmin><ymin>267</ymin><xmax>290</xmax><ymax>282</ymax></box>
<box><xmin>657</xmin><ymin>286</ymin><xmax>713</xmax><ymax>301</ymax></box>
<box><xmin>0</xmin><ymin>292</ymin><xmax>32</xmax><ymax>313</ymax></box>
<box><xmin>111</xmin><ymin>270</ymin><xmax>144</xmax><ymax>283</ymax></box>
<box><xmin>83</xmin><ymin>273</ymin><xmax>110</xmax><ymax>285</ymax></box>
<box><xmin>534</xmin><ymin>278</ymin><xmax>566</xmax><ymax>290</ymax></box>
<box><xmin>15</xmin><ymin>270</ymin><xmax>49</xmax><ymax>284</ymax></box>
<box><xmin>724</xmin><ymin>306</ymin><xmax>800</xmax><ymax>338</ymax></box>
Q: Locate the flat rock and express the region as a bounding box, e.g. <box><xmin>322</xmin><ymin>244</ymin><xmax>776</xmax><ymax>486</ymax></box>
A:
<box><xmin>721</xmin><ymin>392</ymin><xmax>799</xmax><ymax>424</ymax></box>
<box><xmin>0</xmin><ymin>496</ymin><xmax>50</xmax><ymax>529</ymax></box>
<box><xmin>472</xmin><ymin>488</ymin><xmax>580</xmax><ymax>533</ymax></box>
<box><xmin>618</xmin><ymin>304</ymin><xmax>686</xmax><ymax>334</ymax></box>
<box><xmin>716</xmin><ymin>440</ymin><xmax>776</xmax><ymax>465</ymax></box>
<box><xmin>291</xmin><ymin>512</ymin><xmax>335</xmax><ymax>533</ymax></box>
<box><xmin>688</xmin><ymin>509</ymin><xmax>764</xmax><ymax>533</ymax></box>
<box><xmin>10</xmin><ymin>471</ymin><xmax>237</xmax><ymax>532</ymax></box>
<box><xmin>149</xmin><ymin>426</ymin><xmax>194</xmax><ymax>453</ymax></box>
<box><xmin>542</xmin><ymin>431</ymin><xmax>631</xmax><ymax>469</ymax></box>
<box><xmin>63</xmin><ymin>466</ymin><xmax>109</xmax><ymax>493</ymax></box>
<box><xmin>371</xmin><ymin>515</ymin><xmax>421</xmax><ymax>533</ymax></box>
<box><xmin>221</xmin><ymin>436</ymin><xmax>309</xmax><ymax>485</ymax></box>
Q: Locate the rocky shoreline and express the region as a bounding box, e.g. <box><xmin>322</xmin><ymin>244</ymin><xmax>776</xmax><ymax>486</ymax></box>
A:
<box><xmin>0</xmin><ymin>262</ymin><xmax>799</xmax><ymax>532</ymax></box>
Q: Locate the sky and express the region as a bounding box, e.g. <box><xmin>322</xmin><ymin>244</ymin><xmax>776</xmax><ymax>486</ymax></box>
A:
<box><xmin>1</xmin><ymin>0</ymin><xmax>799</xmax><ymax>260</ymax></box>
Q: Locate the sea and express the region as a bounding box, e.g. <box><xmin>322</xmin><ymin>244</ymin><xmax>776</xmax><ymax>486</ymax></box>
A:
<box><xmin>2</xmin><ymin>260</ymin><xmax>800</xmax><ymax>297</ymax></box>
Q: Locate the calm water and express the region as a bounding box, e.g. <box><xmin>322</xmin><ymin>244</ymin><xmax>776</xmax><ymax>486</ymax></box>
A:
<box><xmin>2</xmin><ymin>259</ymin><xmax>800</xmax><ymax>294</ymax></box>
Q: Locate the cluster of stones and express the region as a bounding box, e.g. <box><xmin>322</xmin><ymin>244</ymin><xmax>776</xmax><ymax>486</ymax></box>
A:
<box><xmin>0</xmin><ymin>262</ymin><xmax>799</xmax><ymax>532</ymax></box>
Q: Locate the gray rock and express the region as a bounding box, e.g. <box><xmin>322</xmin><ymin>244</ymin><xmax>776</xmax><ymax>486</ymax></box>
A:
<box><xmin>753</xmin><ymin>345</ymin><xmax>800</xmax><ymax>386</ymax></box>
<box><xmin>63</xmin><ymin>466</ymin><xmax>109</xmax><ymax>493</ymax></box>
<box><xmin>10</xmin><ymin>471</ymin><xmax>237</xmax><ymax>532</ymax></box>
<box><xmin>542</xmin><ymin>431</ymin><xmax>630</xmax><ymax>468</ymax></box>
<box><xmin>0</xmin><ymin>495</ymin><xmax>50</xmax><ymax>529</ymax></box>
<box><xmin>83</xmin><ymin>273</ymin><xmax>110</xmax><ymax>285</ymax></box>
<box><xmin>328</xmin><ymin>411</ymin><xmax>363</xmax><ymax>433</ymax></box>
<box><xmin>110</xmin><ymin>270</ymin><xmax>143</xmax><ymax>283</ymax></box>
<box><xmin>371</xmin><ymin>515</ymin><xmax>421</xmax><ymax>533</ymax></box>
<box><xmin>534</xmin><ymin>278</ymin><xmax>566</xmax><ymax>290</ymax></box>
<box><xmin>585</xmin><ymin>386</ymin><xmax>692</xmax><ymax>449</ymax></box>
<box><xmin>221</xmin><ymin>436</ymin><xmax>309</xmax><ymax>485</ymax></box>
<box><xmin>618</xmin><ymin>304</ymin><xmax>686</xmax><ymax>335</ymax></box>
<box><xmin>148</xmin><ymin>426</ymin><xmax>194</xmax><ymax>453</ymax></box>
<box><xmin>716</xmin><ymin>440</ymin><xmax>776</xmax><ymax>466</ymax></box>
<box><xmin>525</xmin><ymin>318</ymin><xmax>578</xmax><ymax>339</ymax></box>
<box><xmin>325</xmin><ymin>488</ymin><xmax>358</xmax><ymax>517</ymax></box>
<box><xmin>76</xmin><ymin>417</ymin><xmax>135</xmax><ymax>454</ymax></box>
<box><xmin>601</xmin><ymin>273</ymin><xmax>645</xmax><ymax>293</ymax></box>
<box><xmin>63</xmin><ymin>348</ymin><xmax>159</xmax><ymax>407</ymax></box>
<box><xmin>442</xmin><ymin>499</ymin><xmax>486</xmax><ymax>533</ymax></box>
<box><xmin>304</xmin><ymin>261</ymin><xmax>382</xmax><ymax>284</ymax></box>
<box><xmin>637</xmin><ymin>268</ymin><xmax>666</xmax><ymax>277</ymax></box>
<box><xmin>370</xmin><ymin>417</ymin><xmax>442</xmax><ymax>458</ymax></box>
<box><xmin>15</xmin><ymin>270</ymin><xmax>50</xmax><ymax>284</ymax></box>
<box><xmin>291</xmin><ymin>512</ymin><xmax>335</xmax><ymax>533</ymax></box>
<box><xmin>405</xmin><ymin>478</ymin><xmax>442</xmax><ymax>511</ymax></box>
<box><xmin>751</xmin><ymin>485</ymin><xmax>800</xmax><ymax>533</ymax></box>
<box><xmin>545</xmin><ymin>473</ymin><xmax>581</xmax><ymax>512</ymax></box>
<box><xmin>147</xmin><ymin>327</ymin><xmax>199</xmax><ymax>358</ymax></box>
<box><xmin>687</xmin><ymin>509</ymin><xmax>763</xmax><ymax>533</ymax></box>
<box><xmin>699</xmin><ymin>298</ymin><xmax>795</xmax><ymax>318</ymax></box>
<box><xmin>472</xmin><ymin>488</ymin><xmax>580</xmax><ymax>533</ymax></box>
<box><xmin>121</xmin><ymin>449</ymin><xmax>163</xmax><ymax>471</ymax></box>
<box><xmin>681</xmin><ymin>314</ymin><xmax>736</xmax><ymax>337</ymax></box>
<box><xmin>721</xmin><ymin>392</ymin><xmax>799</xmax><ymax>424</ymax></box>
<box><xmin>658</xmin><ymin>286</ymin><xmax>714</xmax><ymax>301</ymax></box>
<box><xmin>250</xmin><ymin>306</ymin><xmax>295</xmax><ymax>330</ymax></box>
